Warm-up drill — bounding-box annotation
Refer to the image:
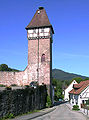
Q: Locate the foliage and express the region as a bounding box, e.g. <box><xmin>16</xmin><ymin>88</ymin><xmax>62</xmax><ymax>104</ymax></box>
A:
<box><xmin>52</xmin><ymin>79</ymin><xmax>65</xmax><ymax>101</ymax></box>
<box><xmin>86</xmin><ymin>100</ymin><xmax>89</xmax><ymax>105</ymax></box>
<box><xmin>6</xmin><ymin>86</ymin><xmax>12</xmax><ymax>90</ymax></box>
<box><xmin>72</xmin><ymin>77</ymin><xmax>83</xmax><ymax>83</ymax></box>
<box><xmin>5</xmin><ymin>113</ymin><xmax>14</xmax><ymax>119</ymax></box>
<box><xmin>72</xmin><ymin>105</ymin><xmax>80</xmax><ymax>111</ymax></box>
<box><xmin>11</xmin><ymin>84</ymin><xmax>17</xmax><ymax>86</ymax></box>
<box><xmin>25</xmin><ymin>85</ymin><xmax>30</xmax><ymax>89</ymax></box>
<box><xmin>0</xmin><ymin>64</ymin><xmax>19</xmax><ymax>72</ymax></box>
<box><xmin>46</xmin><ymin>95</ymin><xmax>52</xmax><ymax>108</ymax></box>
<box><xmin>0</xmin><ymin>84</ymin><xmax>6</xmax><ymax>87</ymax></box>
<box><xmin>0</xmin><ymin>64</ymin><xmax>8</xmax><ymax>71</ymax></box>
<box><xmin>0</xmin><ymin>113</ymin><xmax>15</xmax><ymax>120</ymax></box>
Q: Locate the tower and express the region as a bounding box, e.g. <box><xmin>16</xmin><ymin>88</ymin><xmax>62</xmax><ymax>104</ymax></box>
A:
<box><xmin>26</xmin><ymin>7</ymin><xmax>54</xmax><ymax>95</ymax></box>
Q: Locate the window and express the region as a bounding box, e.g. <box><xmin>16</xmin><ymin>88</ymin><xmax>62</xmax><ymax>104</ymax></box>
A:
<box><xmin>41</xmin><ymin>54</ymin><xmax>45</xmax><ymax>62</ymax></box>
<box><xmin>41</xmin><ymin>29</ymin><xmax>44</xmax><ymax>33</ymax></box>
<box><xmin>33</xmin><ymin>29</ymin><xmax>36</xmax><ymax>33</ymax></box>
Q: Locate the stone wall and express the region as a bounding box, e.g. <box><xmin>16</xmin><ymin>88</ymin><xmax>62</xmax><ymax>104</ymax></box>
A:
<box><xmin>0</xmin><ymin>85</ymin><xmax>47</xmax><ymax>119</ymax></box>
<box><xmin>0</xmin><ymin>71</ymin><xmax>23</xmax><ymax>86</ymax></box>
<box><xmin>0</xmin><ymin>67</ymin><xmax>29</xmax><ymax>86</ymax></box>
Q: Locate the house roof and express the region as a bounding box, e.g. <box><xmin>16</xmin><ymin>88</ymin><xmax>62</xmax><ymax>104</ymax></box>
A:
<box><xmin>26</xmin><ymin>7</ymin><xmax>54</xmax><ymax>34</ymax></box>
<box><xmin>64</xmin><ymin>80</ymin><xmax>77</xmax><ymax>90</ymax></box>
<box><xmin>73</xmin><ymin>81</ymin><xmax>85</xmax><ymax>88</ymax></box>
<box><xmin>69</xmin><ymin>80</ymin><xmax>89</xmax><ymax>95</ymax></box>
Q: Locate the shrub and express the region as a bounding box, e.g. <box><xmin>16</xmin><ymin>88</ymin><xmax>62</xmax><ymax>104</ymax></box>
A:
<box><xmin>25</xmin><ymin>85</ymin><xmax>30</xmax><ymax>89</ymax></box>
<box><xmin>0</xmin><ymin>84</ymin><xmax>6</xmax><ymax>87</ymax></box>
<box><xmin>5</xmin><ymin>86</ymin><xmax>12</xmax><ymax>90</ymax></box>
<box><xmin>11</xmin><ymin>84</ymin><xmax>17</xmax><ymax>86</ymax></box>
<box><xmin>46</xmin><ymin>95</ymin><xmax>52</xmax><ymax>108</ymax></box>
<box><xmin>72</xmin><ymin>105</ymin><xmax>80</xmax><ymax>111</ymax></box>
<box><xmin>0</xmin><ymin>113</ymin><xmax>15</xmax><ymax>119</ymax></box>
<box><xmin>5</xmin><ymin>113</ymin><xmax>14</xmax><ymax>119</ymax></box>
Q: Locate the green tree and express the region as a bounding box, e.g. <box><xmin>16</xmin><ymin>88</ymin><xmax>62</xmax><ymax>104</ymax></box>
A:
<box><xmin>72</xmin><ymin>77</ymin><xmax>83</xmax><ymax>83</ymax></box>
<box><xmin>56</xmin><ymin>89</ymin><xmax>61</xmax><ymax>98</ymax></box>
<box><xmin>46</xmin><ymin>95</ymin><xmax>52</xmax><ymax>108</ymax></box>
<box><xmin>0</xmin><ymin>64</ymin><xmax>8</xmax><ymax>71</ymax></box>
<box><xmin>84</xmin><ymin>77</ymin><xmax>89</xmax><ymax>80</ymax></box>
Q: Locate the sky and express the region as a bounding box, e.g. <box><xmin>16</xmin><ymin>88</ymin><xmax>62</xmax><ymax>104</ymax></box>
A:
<box><xmin>0</xmin><ymin>0</ymin><xmax>89</xmax><ymax>77</ymax></box>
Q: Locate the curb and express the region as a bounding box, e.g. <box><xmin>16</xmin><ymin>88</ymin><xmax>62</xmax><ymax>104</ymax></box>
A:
<box><xmin>30</xmin><ymin>107</ymin><xmax>56</xmax><ymax>120</ymax></box>
<box><xmin>78</xmin><ymin>110</ymin><xmax>89</xmax><ymax>120</ymax></box>
<box><xmin>12</xmin><ymin>107</ymin><xmax>56</xmax><ymax>120</ymax></box>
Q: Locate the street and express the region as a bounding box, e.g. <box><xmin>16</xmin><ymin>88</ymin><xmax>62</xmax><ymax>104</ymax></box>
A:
<box><xmin>33</xmin><ymin>104</ymin><xmax>87</xmax><ymax>120</ymax></box>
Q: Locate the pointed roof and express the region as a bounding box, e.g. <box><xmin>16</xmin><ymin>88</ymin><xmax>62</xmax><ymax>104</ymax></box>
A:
<box><xmin>69</xmin><ymin>80</ymin><xmax>89</xmax><ymax>95</ymax></box>
<box><xmin>26</xmin><ymin>7</ymin><xmax>54</xmax><ymax>34</ymax></box>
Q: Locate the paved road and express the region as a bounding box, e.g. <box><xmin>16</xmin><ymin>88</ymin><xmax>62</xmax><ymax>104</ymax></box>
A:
<box><xmin>33</xmin><ymin>104</ymin><xmax>87</xmax><ymax>120</ymax></box>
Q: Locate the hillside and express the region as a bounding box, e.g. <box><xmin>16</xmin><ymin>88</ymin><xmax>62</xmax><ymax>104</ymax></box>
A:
<box><xmin>52</xmin><ymin>69</ymin><xmax>87</xmax><ymax>81</ymax></box>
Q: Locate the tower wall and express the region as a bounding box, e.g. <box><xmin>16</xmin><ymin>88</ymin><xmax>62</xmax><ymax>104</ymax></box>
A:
<box><xmin>27</xmin><ymin>37</ymin><xmax>51</xmax><ymax>86</ymax></box>
<box><xmin>39</xmin><ymin>38</ymin><xmax>51</xmax><ymax>85</ymax></box>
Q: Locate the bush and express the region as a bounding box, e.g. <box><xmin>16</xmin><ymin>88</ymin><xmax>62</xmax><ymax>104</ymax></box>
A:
<box><xmin>0</xmin><ymin>84</ymin><xmax>6</xmax><ymax>87</ymax></box>
<box><xmin>5</xmin><ymin>86</ymin><xmax>12</xmax><ymax>90</ymax></box>
<box><xmin>5</xmin><ymin>113</ymin><xmax>14</xmax><ymax>119</ymax></box>
<box><xmin>46</xmin><ymin>95</ymin><xmax>52</xmax><ymax>108</ymax></box>
<box><xmin>11</xmin><ymin>84</ymin><xmax>17</xmax><ymax>86</ymax></box>
<box><xmin>0</xmin><ymin>113</ymin><xmax>15</xmax><ymax>119</ymax></box>
<box><xmin>72</xmin><ymin>105</ymin><xmax>80</xmax><ymax>111</ymax></box>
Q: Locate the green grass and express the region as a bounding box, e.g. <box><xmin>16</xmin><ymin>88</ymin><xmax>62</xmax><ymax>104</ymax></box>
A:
<box><xmin>0</xmin><ymin>110</ymin><xmax>40</xmax><ymax>120</ymax></box>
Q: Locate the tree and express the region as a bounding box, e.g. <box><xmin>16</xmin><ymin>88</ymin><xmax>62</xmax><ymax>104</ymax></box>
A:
<box><xmin>0</xmin><ymin>64</ymin><xmax>8</xmax><ymax>71</ymax></box>
<box><xmin>0</xmin><ymin>64</ymin><xmax>19</xmax><ymax>72</ymax></box>
<box><xmin>84</xmin><ymin>77</ymin><xmax>89</xmax><ymax>80</ymax></box>
<box><xmin>56</xmin><ymin>89</ymin><xmax>61</xmax><ymax>98</ymax></box>
<box><xmin>46</xmin><ymin>95</ymin><xmax>52</xmax><ymax>108</ymax></box>
<box><xmin>72</xmin><ymin>77</ymin><xmax>83</xmax><ymax>83</ymax></box>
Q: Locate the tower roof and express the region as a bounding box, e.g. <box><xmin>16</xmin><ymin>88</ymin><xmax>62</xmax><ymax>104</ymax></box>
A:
<box><xmin>26</xmin><ymin>7</ymin><xmax>54</xmax><ymax>34</ymax></box>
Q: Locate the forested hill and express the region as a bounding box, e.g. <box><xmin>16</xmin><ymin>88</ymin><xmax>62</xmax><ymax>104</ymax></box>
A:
<box><xmin>52</xmin><ymin>69</ymin><xmax>87</xmax><ymax>81</ymax></box>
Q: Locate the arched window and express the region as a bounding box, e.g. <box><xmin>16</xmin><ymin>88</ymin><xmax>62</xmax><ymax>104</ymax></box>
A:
<box><xmin>41</xmin><ymin>54</ymin><xmax>45</xmax><ymax>62</ymax></box>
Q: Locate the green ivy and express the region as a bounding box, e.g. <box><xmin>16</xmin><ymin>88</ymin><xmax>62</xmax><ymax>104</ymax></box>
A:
<box><xmin>46</xmin><ymin>95</ymin><xmax>52</xmax><ymax>108</ymax></box>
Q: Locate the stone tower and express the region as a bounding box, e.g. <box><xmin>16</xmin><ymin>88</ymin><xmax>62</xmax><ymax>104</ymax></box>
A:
<box><xmin>26</xmin><ymin>7</ymin><xmax>54</xmax><ymax>95</ymax></box>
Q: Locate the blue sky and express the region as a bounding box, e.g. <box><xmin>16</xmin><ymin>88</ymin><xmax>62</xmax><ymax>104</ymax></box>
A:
<box><xmin>0</xmin><ymin>0</ymin><xmax>89</xmax><ymax>77</ymax></box>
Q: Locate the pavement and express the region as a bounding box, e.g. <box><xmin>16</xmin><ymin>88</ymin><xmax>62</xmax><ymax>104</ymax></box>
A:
<box><xmin>33</xmin><ymin>104</ymin><xmax>87</xmax><ymax>120</ymax></box>
<box><xmin>65</xmin><ymin>102</ymin><xmax>89</xmax><ymax>119</ymax></box>
<box><xmin>11</xmin><ymin>106</ymin><xmax>56</xmax><ymax>120</ymax></box>
<box><xmin>10</xmin><ymin>102</ymin><xmax>89</xmax><ymax>120</ymax></box>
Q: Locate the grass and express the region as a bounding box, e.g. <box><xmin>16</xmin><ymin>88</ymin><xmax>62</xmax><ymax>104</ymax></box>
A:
<box><xmin>0</xmin><ymin>110</ymin><xmax>40</xmax><ymax>120</ymax></box>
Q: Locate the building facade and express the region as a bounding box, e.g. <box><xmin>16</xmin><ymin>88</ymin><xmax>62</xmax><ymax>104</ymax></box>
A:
<box><xmin>64</xmin><ymin>80</ymin><xmax>78</xmax><ymax>101</ymax></box>
<box><xmin>69</xmin><ymin>80</ymin><xmax>89</xmax><ymax>108</ymax></box>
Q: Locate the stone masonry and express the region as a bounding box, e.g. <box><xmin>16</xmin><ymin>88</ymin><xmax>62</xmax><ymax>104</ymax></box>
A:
<box><xmin>0</xmin><ymin>7</ymin><xmax>54</xmax><ymax>96</ymax></box>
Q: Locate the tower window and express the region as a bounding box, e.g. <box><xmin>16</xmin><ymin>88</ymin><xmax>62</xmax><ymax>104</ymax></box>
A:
<box><xmin>41</xmin><ymin>29</ymin><xmax>44</xmax><ymax>33</ymax></box>
<box><xmin>41</xmin><ymin>54</ymin><xmax>45</xmax><ymax>62</ymax></box>
<box><xmin>33</xmin><ymin>29</ymin><xmax>36</xmax><ymax>33</ymax></box>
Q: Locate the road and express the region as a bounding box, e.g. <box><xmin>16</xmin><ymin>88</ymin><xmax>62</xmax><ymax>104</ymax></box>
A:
<box><xmin>33</xmin><ymin>104</ymin><xmax>87</xmax><ymax>120</ymax></box>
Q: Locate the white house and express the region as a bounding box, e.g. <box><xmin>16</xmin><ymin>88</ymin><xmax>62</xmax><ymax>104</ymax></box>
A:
<box><xmin>69</xmin><ymin>80</ymin><xmax>89</xmax><ymax>108</ymax></box>
<box><xmin>64</xmin><ymin>80</ymin><xmax>78</xmax><ymax>101</ymax></box>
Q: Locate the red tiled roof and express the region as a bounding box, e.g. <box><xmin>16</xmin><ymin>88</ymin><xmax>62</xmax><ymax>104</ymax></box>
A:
<box><xmin>73</xmin><ymin>81</ymin><xmax>85</xmax><ymax>88</ymax></box>
<box><xmin>26</xmin><ymin>7</ymin><xmax>54</xmax><ymax>33</ymax></box>
<box><xmin>69</xmin><ymin>80</ymin><xmax>89</xmax><ymax>94</ymax></box>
